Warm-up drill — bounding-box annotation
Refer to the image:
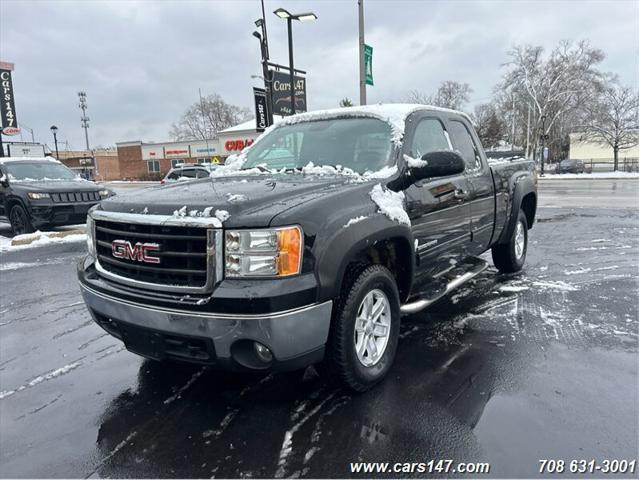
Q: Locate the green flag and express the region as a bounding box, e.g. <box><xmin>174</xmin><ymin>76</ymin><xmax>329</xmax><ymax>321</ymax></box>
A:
<box><xmin>364</xmin><ymin>44</ymin><xmax>373</xmax><ymax>86</ymax></box>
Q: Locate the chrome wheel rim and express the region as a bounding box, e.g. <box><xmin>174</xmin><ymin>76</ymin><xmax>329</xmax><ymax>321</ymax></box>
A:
<box><xmin>354</xmin><ymin>288</ymin><xmax>391</xmax><ymax>367</ymax></box>
<box><xmin>514</xmin><ymin>220</ymin><xmax>525</xmax><ymax>259</ymax></box>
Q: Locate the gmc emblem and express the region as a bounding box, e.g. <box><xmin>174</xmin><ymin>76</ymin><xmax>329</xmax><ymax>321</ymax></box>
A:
<box><xmin>111</xmin><ymin>239</ymin><xmax>161</xmax><ymax>264</ymax></box>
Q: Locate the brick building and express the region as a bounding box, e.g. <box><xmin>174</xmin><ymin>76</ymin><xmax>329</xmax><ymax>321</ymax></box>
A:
<box><xmin>56</xmin><ymin>149</ymin><xmax>120</xmax><ymax>181</ymax></box>
<box><xmin>114</xmin><ymin>121</ymin><xmax>263</xmax><ymax>180</ymax></box>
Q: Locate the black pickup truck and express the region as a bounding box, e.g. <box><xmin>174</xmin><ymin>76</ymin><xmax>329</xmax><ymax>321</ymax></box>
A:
<box><xmin>78</xmin><ymin>104</ymin><xmax>536</xmax><ymax>391</ymax></box>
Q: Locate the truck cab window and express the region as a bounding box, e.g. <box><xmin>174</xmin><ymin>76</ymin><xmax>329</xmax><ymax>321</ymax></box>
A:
<box><xmin>448</xmin><ymin>120</ymin><xmax>482</xmax><ymax>170</ymax></box>
<box><xmin>410</xmin><ymin>118</ymin><xmax>450</xmax><ymax>159</ymax></box>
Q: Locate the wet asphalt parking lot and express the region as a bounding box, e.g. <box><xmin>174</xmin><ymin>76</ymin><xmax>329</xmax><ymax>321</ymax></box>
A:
<box><xmin>1</xmin><ymin>179</ymin><xmax>637</xmax><ymax>478</ymax></box>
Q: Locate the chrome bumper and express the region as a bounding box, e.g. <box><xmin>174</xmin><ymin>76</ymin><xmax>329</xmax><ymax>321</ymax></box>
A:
<box><xmin>79</xmin><ymin>283</ymin><xmax>332</xmax><ymax>366</ymax></box>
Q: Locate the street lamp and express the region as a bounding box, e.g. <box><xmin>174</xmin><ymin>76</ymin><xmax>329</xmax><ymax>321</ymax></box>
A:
<box><xmin>50</xmin><ymin>125</ymin><xmax>59</xmax><ymax>159</ymax></box>
<box><xmin>273</xmin><ymin>8</ymin><xmax>317</xmax><ymax>115</ymax></box>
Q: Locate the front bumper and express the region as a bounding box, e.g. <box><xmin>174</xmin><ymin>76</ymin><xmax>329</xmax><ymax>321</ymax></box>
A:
<box><xmin>30</xmin><ymin>201</ymin><xmax>98</xmax><ymax>227</ymax></box>
<box><xmin>79</xmin><ymin>280</ymin><xmax>332</xmax><ymax>371</ymax></box>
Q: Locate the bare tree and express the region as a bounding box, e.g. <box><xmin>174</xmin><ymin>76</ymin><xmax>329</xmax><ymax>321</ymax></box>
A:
<box><xmin>407</xmin><ymin>81</ymin><xmax>473</xmax><ymax>111</ymax></box>
<box><xmin>169</xmin><ymin>93</ymin><xmax>251</xmax><ymax>141</ymax></box>
<box><xmin>471</xmin><ymin>103</ymin><xmax>506</xmax><ymax>148</ymax></box>
<box><xmin>578</xmin><ymin>80</ymin><xmax>639</xmax><ymax>171</ymax></box>
<box><xmin>501</xmin><ymin>40</ymin><xmax>605</xmax><ymax>160</ymax></box>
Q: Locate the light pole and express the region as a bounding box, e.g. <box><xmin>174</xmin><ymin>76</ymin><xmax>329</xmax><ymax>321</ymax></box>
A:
<box><xmin>273</xmin><ymin>8</ymin><xmax>317</xmax><ymax>115</ymax></box>
<box><xmin>539</xmin><ymin>115</ymin><xmax>547</xmax><ymax>177</ymax></box>
<box><xmin>50</xmin><ymin>125</ymin><xmax>59</xmax><ymax>159</ymax></box>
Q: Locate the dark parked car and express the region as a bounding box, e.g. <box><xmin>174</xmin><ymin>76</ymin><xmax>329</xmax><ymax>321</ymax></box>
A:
<box><xmin>0</xmin><ymin>157</ymin><xmax>113</xmax><ymax>234</ymax></box>
<box><xmin>78</xmin><ymin>104</ymin><xmax>537</xmax><ymax>391</ymax></box>
<box><xmin>555</xmin><ymin>159</ymin><xmax>586</xmax><ymax>174</ymax></box>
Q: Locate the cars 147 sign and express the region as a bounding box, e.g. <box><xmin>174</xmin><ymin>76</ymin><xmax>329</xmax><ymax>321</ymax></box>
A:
<box><xmin>0</xmin><ymin>66</ymin><xmax>19</xmax><ymax>135</ymax></box>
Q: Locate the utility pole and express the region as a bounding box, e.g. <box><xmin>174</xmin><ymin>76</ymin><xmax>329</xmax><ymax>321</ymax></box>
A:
<box><xmin>78</xmin><ymin>91</ymin><xmax>96</xmax><ymax>178</ymax></box>
<box><xmin>510</xmin><ymin>94</ymin><xmax>516</xmax><ymax>152</ymax></box>
<box><xmin>525</xmin><ymin>104</ymin><xmax>531</xmax><ymax>159</ymax></box>
<box><xmin>358</xmin><ymin>0</ymin><xmax>366</xmax><ymax>105</ymax></box>
<box><xmin>199</xmin><ymin>88</ymin><xmax>211</xmax><ymax>161</ymax></box>
<box><xmin>539</xmin><ymin>115</ymin><xmax>547</xmax><ymax>177</ymax></box>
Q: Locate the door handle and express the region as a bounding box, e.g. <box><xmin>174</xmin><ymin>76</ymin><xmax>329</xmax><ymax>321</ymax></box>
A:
<box><xmin>454</xmin><ymin>189</ymin><xmax>468</xmax><ymax>200</ymax></box>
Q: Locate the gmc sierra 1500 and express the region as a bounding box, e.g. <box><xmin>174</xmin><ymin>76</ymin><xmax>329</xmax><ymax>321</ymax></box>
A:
<box><xmin>78</xmin><ymin>104</ymin><xmax>537</xmax><ymax>391</ymax></box>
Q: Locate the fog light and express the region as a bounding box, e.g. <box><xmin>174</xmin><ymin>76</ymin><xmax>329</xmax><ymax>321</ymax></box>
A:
<box><xmin>253</xmin><ymin>342</ymin><xmax>273</xmax><ymax>363</ymax></box>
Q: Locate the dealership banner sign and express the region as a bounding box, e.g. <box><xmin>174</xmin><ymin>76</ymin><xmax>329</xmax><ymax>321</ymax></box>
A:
<box><xmin>253</xmin><ymin>87</ymin><xmax>269</xmax><ymax>132</ymax></box>
<box><xmin>0</xmin><ymin>66</ymin><xmax>19</xmax><ymax>135</ymax></box>
<box><xmin>269</xmin><ymin>69</ymin><xmax>307</xmax><ymax>116</ymax></box>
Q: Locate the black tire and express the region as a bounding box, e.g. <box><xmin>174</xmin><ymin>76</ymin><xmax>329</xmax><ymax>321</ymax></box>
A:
<box><xmin>9</xmin><ymin>203</ymin><xmax>35</xmax><ymax>235</ymax></box>
<box><xmin>492</xmin><ymin>209</ymin><xmax>528</xmax><ymax>273</ymax></box>
<box><xmin>322</xmin><ymin>264</ymin><xmax>400</xmax><ymax>392</ymax></box>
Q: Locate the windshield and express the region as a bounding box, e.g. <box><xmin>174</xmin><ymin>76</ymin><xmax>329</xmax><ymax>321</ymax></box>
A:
<box><xmin>5</xmin><ymin>161</ymin><xmax>80</xmax><ymax>181</ymax></box>
<box><xmin>242</xmin><ymin>117</ymin><xmax>394</xmax><ymax>174</ymax></box>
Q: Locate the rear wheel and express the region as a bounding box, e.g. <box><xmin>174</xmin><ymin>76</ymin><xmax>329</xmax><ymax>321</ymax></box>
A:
<box><xmin>492</xmin><ymin>209</ymin><xmax>528</xmax><ymax>273</ymax></box>
<box><xmin>9</xmin><ymin>204</ymin><xmax>35</xmax><ymax>235</ymax></box>
<box><xmin>323</xmin><ymin>264</ymin><xmax>400</xmax><ymax>392</ymax></box>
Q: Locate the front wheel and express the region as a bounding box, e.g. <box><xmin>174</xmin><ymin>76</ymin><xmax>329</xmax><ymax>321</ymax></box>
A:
<box><xmin>323</xmin><ymin>264</ymin><xmax>400</xmax><ymax>392</ymax></box>
<box><xmin>9</xmin><ymin>204</ymin><xmax>35</xmax><ymax>235</ymax></box>
<box><xmin>492</xmin><ymin>209</ymin><xmax>528</xmax><ymax>273</ymax></box>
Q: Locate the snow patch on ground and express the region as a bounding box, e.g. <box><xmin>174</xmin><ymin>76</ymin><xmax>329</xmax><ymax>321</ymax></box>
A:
<box><xmin>499</xmin><ymin>285</ymin><xmax>530</xmax><ymax>292</ymax></box>
<box><xmin>369</xmin><ymin>184</ymin><xmax>410</xmax><ymax>225</ymax></box>
<box><xmin>542</xmin><ymin>171</ymin><xmax>639</xmax><ymax>179</ymax></box>
<box><xmin>531</xmin><ymin>280</ymin><xmax>580</xmax><ymax>291</ymax></box>
<box><xmin>0</xmin><ymin>232</ymin><xmax>86</xmax><ymax>252</ymax></box>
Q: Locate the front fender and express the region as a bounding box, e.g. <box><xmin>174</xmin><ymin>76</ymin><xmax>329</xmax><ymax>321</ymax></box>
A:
<box><xmin>314</xmin><ymin>213</ymin><xmax>414</xmax><ymax>302</ymax></box>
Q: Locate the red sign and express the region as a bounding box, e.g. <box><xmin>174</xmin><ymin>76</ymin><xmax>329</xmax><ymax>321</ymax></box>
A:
<box><xmin>2</xmin><ymin>126</ymin><xmax>20</xmax><ymax>136</ymax></box>
<box><xmin>224</xmin><ymin>139</ymin><xmax>254</xmax><ymax>151</ymax></box>
<box><xmin>166</xmin><ymin>149</ymin><xmax>188</xmax><ymax>155</ymax></box>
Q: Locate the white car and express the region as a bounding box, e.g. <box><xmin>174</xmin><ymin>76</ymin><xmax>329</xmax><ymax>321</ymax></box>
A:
<box><xmin>160</xmin><ymin>164</ymin><xmax>218</xmax><ymax>184</ymax></box>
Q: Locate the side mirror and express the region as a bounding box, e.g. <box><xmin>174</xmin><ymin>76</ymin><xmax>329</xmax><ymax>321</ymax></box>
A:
<box><xmin>408</xmin><ymin>151</ymin><xmax>465</xmax><ymax>182</ymax></box>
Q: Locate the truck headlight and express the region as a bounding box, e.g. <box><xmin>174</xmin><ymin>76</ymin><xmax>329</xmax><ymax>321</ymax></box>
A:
<box><xmin>98</xmin><ymin>189</ymin><xmax>112</xmax><ymax>197</ymax></box>
<box><xmin>225</xmin><ymin>226</ymin><xmax>302</xmax><ymax>277</ymax></box>
<box><xmin>86</xmin><ymin>214</ymin><xmax>96</xmax><ymax>256</ymax></box>
<box><xmin>27</xmin><ymin>192</ymin><xmax>50</xmax><ymax>200</ymax></box>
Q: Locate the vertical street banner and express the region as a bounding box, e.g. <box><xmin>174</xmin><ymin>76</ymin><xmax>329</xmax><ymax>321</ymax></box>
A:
<box><xmin>364</xmin><ymin>44</ymin><xmax>373</xmax><ymax>86</ymax></box>
<box><xmin>269</xmin><ymin>69</ymin><xmax>307</xmax><ymax>116</ymax></box>
<box><xmin>253</xmin><ymin>87</ymin><xmax>269</xmax><ymax>132</ymax></box>
<box><xmin>0</xmin><ymin>63</ymin><xmax>20</xmax><ymax>135</ymax></box>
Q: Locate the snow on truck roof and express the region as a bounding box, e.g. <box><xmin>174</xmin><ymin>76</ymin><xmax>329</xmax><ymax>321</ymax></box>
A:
<box><xmin>0</xmin><ymin>156</ymin><xmax>60</xmax><ymax>164</ymax></box>
<box><xmin>277</xmin><ymin>103</ymin><xmax>470</xmax><ymax>136</ymax></box>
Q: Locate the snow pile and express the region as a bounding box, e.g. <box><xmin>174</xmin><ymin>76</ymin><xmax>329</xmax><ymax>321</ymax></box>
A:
<box><xmin>173</xmin><ymin>206</ymin><xmax>188</xmax><ymax>217</ymax></box>
<box><xmin>369</xmin><ymin>184</ymin><xmax>410</xmax><ymax>225</ymax></box>
<box><xmin>542</xmin><ymin>171</ymin><xmax>639</xmax><ymax>179</ymax></box>
<box><xmin>1</xmin><ymin>231</ymin><xmax>86</xmax><ymax>251</ymax></box>
<box><xmin>343</xmin><ymin>216</ymin><xmax>368</xmax><ymax>228</ymax></box>
<box><xmin>403</xmin><ymin>154</ymin><xmax>428</xmax><ymax>168</ymax></box>
<box><xmin>301</xmin><ymin>162</ymin><xmax>398</xmax><ymax>181</ymax></box>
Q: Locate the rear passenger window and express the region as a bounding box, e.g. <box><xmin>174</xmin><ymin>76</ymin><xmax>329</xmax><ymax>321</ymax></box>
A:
<box><xmin>410</xmin><ymin>118</ymin><xmax>450</xmax><ymax>159</ymax></box>
<box><xmin>448</xmin><ymin>120</ymin><xmax>482</xmax><ymax>170</ymax></box>
<box><xmin>180</xmin><ymin>169</ymin><xmax>198</xmax><ymax>178</ymax></box>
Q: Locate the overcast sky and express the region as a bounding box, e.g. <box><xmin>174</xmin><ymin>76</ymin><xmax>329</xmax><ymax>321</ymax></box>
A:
<box><xmin>1</xmin><ymin>0</ymin><xmax>637</xmax><ymax>150</ymax></box>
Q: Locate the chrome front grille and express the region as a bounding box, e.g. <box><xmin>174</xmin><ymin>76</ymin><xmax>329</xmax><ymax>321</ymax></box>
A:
<box><xmin>91</xmin><ymin>210</ymin><xmax>222</xmax><ymax>294</ymax></box>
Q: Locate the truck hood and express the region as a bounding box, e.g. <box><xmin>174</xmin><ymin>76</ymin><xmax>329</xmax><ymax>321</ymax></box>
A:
<box><xmin>99</xmin><ymin>174</ymin><xmax>375</xmax><ymax>228</ymax></box>
<box><xmin>11</xmin><ymin>179</ymin><xmax>100</xmax><ymax>192</ymax></box>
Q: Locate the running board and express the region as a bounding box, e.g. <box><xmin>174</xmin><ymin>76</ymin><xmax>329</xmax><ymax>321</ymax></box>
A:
<box><xmin>400</xmin><ymin>258</ymin><xmax>489</xmax><ymax>315</ymax></box>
